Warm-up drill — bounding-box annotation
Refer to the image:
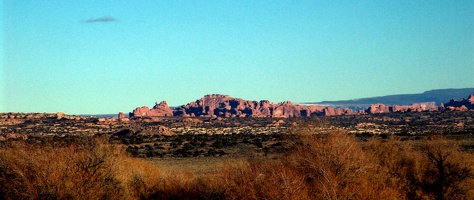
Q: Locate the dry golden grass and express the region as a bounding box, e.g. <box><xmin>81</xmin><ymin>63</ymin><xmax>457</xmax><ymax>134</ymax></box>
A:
<box><xmin>1</xmin><ymin>131</ymin><xmax>473</xmax><ymax>200</ymax></box>
<box><xmin>364</xmin><ymin>136</ymin><xmax>474</xmax><ymax>200</ymax></box>
<box><xmin>0</xmin><ymin>137</ymin><xmax>223</xmax><ymax>200</ymax></box>
<box><xmin>217</xmin><ymin>158</ymin><xmax>309</xmax><ymax>200</ymax></box>
<box><xmin>285</xmin><ymin>131</ymin><xmax>407</xmax><ymax>200</ymax></box>
<box><xmin>0</xmin><ymin>137</ymin><xmax>125</xmax><ymax>199</ymax></box>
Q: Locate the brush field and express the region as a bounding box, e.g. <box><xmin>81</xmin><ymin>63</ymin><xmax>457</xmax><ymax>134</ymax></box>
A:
<box><xmin>1</xmin><ymin>111</ymin><xmax>474</xmax><ymax>199</ymax></box>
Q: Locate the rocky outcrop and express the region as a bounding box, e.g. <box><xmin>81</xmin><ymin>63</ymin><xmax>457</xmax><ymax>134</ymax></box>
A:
<box><xmin>442</xmin><ymin>94</ymin><xmax>474</xmax><ymax>111</ymax></box>
<box><xmin>129</xmin><ymin>101</ymin><xmax>174</xmax><ymax>117</ymax></box>
<box><xmin>367</xmin><ymin>104</ymin><xmax>390</xmax><ymax>114</ymax></box>
<box><xmin>366</xmin><ymin>102</ymin><xmax>438</xmax><ymax>114</ymax></box>
<box><xmin>129</xmin><ymin>94</ymin><xmax>474</xmax><ymax>119</ymax></box>
<box><xmin>389</xmin><ymin>102</ymin><xmax>438</xmax><ymax>113</ymax></box>
<box><xmin>174</xmin><ymin>95</ymin><xmax>303</xmax><ymax>118</ymax></box>
<box><xmin>130</xmin><ymin>94</ymin><xmax>356</xmax><ymax>119</ymax></box>
<box><xmin>118</xmin><ymin>112</ymin><xmax>125</xmax><ymax>119</ymax></box>
<box><xmin>56</xmin><ymin>112</ymin><xmax>67</xmax><ymax>120</ymax></box>
<box><xmin>363</xmin><ymin>94</ymin><xmax>474</xmax><ymax>114</ymax></box>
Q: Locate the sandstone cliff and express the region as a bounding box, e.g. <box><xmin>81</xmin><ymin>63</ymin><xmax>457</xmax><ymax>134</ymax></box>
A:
<box><xmin>366</xmin><ymin>102</ymin><xmax>438</xmax><ymax>114</ymax></box>
<box><xmin>364</xmin><ymin>94</ymin><xmax>474</xmax><ymax>114</ymax></box>
<box><xmin>128</xmin><ymin>94</ymin><xmax>474</xmax><ymax>119</ymax></box>
<box><xmin>442</xmin><ymin>94</ymin><xmax>474</xmax><ymax>111</ymax></box>
<box><xmin>129</xmin><ymin>101</ymin><xmax>174</xmax><ymax>118</ymax></box>
<box><xmin>129</xmin><ymin>94</ymin><xmax>354</xmax><ymax>118</ymax></box>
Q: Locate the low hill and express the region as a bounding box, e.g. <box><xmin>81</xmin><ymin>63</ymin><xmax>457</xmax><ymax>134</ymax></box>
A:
<box><xmin>306</xmin><ymin>88</ymin><xmax>474</xmax><ymax>110</ymax></box>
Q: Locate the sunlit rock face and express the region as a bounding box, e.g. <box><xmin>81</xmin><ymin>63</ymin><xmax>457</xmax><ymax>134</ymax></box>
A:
<box><xmin>129</xmin><ymin>94</ymin><xmax>357</xmax><ymax>118</ymax></box>
<box><xmin>129</xmin><ymin>94</ymin><xmax>474</xmax><ymax>119</ymax></box>
<box><xmin>129</xmin><ymin>101</ymin><xmax>173</xmax><ymax>117</ymax></box>
<box><xmin>118</xmin><ymin>112</ymin><xmax>125</xmax><ymax>119</ymax></box>
<box><xmin>367</xmin><ymin>103</ymin><xmax>390</xmax><ymax>114</ymax></box>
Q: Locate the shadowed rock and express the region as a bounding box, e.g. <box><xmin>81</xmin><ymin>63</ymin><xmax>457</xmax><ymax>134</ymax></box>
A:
<box><xmin>442</xmin><ymin>94</ymin><xmax>474</xmax><ymax>111</ymax></box>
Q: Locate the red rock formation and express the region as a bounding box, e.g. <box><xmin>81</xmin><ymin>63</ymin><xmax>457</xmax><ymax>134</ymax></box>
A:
<box><xmin>443</xmin><ymin>94</ymin><xmax>474</xmax><ymax>110</ymax></box>
<box><xmin>129</xmin><ymin>94</ymin><xmax>474</xmax><ymax>119</ymax></box>
<box><xmin>130</xmin><ymin>106</ymin><xmax>151</xmax><ymax>117</ymax></box>
<box><xmin>367</xmin><ymin>104</ymin><xmax>390</xmax><ymax>114</ymax></box>
<box><xmin>129</xmin><ymin>94</ymin><xmax>357</xmax><ymax>118</ymax></box>
<box><xmin>469</xmin><ymin>94</ymin><xmax>474</xmax><ymax>103</ymax></box>
<box><xmin>411</xmin><ymin>102</ymin><xmax>438</xmax><ymax>112</ymax></box>
<box><xmin>323</xmin><ymin>107</ymin><xmax>336</xmax><ymax>116</ymax></box>
<box><xmin>129</xmin><ymin>101</ymin><xmax>173</xmax><ymax>117</ymax></box>
<box><xmin>272</xmin><ymin>101</ymin><xmax>301</xmax><ymax>118</ymax></box>
<box><xmin>257</xmin><ymin>100</ymin><xmax>272</xmax><ymax>117</ymax></box>
<box><xmin>150</xmin><ymin>101</ymin><xmax>174</xmax><ymax>116</ymax></box>
<box><xmin>390</xmin><ymin>102</ymin><xmax>438</xmax><ymax>112</ymax></box>
<box><xmin>369</xmin><ymin>102</ymin><xmax>439</xmax><ymax>114</ymax></box>
<box><xmin>307</xmin><ymin>105</ymin><xmax>325</xmax><ymax>116</ymax></box>
<box><xmin>118</xmin><ymin>112</ymin><xmax>125</xmax><ymax>119</ymax></box>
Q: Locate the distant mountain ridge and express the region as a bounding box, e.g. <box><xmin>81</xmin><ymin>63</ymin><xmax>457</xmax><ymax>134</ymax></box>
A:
<box><xmin>306</xmin><ymin>88</ymin><xmax>474</xmax><ymax>110</ymax></box>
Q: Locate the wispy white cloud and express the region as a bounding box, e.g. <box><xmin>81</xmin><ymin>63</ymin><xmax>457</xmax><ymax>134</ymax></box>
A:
<box><xmin>82</xmin><ymin>16</ymin><xmax>116</xmax><ymax>23</ymax></box>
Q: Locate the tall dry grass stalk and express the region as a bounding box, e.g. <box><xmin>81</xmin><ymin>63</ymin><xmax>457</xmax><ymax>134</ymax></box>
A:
<box><xmin>0</xmin><ymin>137</ymin><xmax>124</xmax><ymax>199</ymax></box>
<box><xmin>286</xmin><ymin>131</ymin><xmax>398</xmax><ymax>199</ymax></box>
<box><xmin>365</xmin><ymin>136</ymin><xmax>474</xmax><ymax>200</ymax></box>
<box><xmin>1</xmin><ymin>131</ymin><xmax>473</xmax><ymax>200</ymax></box>
<box><xmin>219</xmin><ymin>158</ymin><xmax>309</xmax><ymax>200</ymax></box>
<box><xmin>0</xmin><ymin>136</ymin><xmax>223</xmax><ymax>200</ymax></box>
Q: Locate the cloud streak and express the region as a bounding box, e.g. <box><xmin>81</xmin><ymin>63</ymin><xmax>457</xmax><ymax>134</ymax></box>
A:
<box><xmin>83</xmin><ymin>16</ymin><xmax>116</xmax><ymax>23</ymax></box>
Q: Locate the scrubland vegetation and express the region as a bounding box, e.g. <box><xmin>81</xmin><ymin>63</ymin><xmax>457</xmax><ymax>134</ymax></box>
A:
<box><xmin>1</xmin><ymin>127</ymin><xmax>473</xmax><ymax>199</ymax></box>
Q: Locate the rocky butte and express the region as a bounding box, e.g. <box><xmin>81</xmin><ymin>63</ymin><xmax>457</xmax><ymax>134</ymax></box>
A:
<box><xmin>363</xmin><ymin>94</ymin><xmax>474</xmax><ymax>114</ymax></box>
<box><xmin>130</xmin><ymin>101</ymin><xmax>174</xmax><ymax>117</ymax></box>
<box><xmin>129</xmin><ymin>94</ymin><xmax>354</xmax><ymax>118</ymax></box>
<box><xmin>442</xmin><ymin>94</ymin><xmax>474</xmax><ymax>111</ymax></box>
<box><xmin>366</xmin><ymin>102</ymin><xmax>439</xmax><ymax>114</ymax></box>
<box><xmin>127</xmin><ymin>94</ymin><xmax>474</xmax><ymax>119</ymax></box>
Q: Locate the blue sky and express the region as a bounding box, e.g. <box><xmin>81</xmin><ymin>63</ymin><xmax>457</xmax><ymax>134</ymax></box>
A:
<box><xmin>2</xmin><ymin>0</ymin><xmax>473</xmax><ymax>114</ymax></box>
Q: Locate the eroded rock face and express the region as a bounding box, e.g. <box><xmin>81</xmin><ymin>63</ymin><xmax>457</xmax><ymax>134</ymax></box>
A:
<box><xmin>129</xmin><ymin>106</ymin><xmax>150</xmax><ymax>117</ymax></box>
<box><xmin>367</xmin><ymin>102</ymin><xmax>439</xmax><ymax>114</ymax></box>
<box><xmin>389</xmin><ymin>102</ymin><xmax>438</xmax><ymax>113</ymax></box>
<box><xmin>118</xmin><ymin>112</ymin><xmax>125</xmax><ymax>119</ymax></box>
<box><xmin>367</xmin><ymin>104</ymin><xmax>390</xmax><ymax>114</ymax></box>
<box><xmin>469</xmin><ymin>94</ymin><xmax>474</xmax><ymax>104</ymax></box>
<box><xmin>130</xmin><ymin>93</ymin><xmax>473</xmax><ymax>119</ymax></box>
<box><xmin>150</xmin><ymin>101</ymin><xmax>174</xmax><ymax>116</ymax></box>
<box><xmin>129</xmin><ymin>94</ymin><xmax>355</xmax><ymax>118</ymax></box>
<box><xmin>443</xmin><ymin>94</ymin><xmax>474</xmax><ymax>111</ymax></box>
<box><xmin>272</xmin><ymin>101</ymin><xmax>300</xmax><ymax>118</ymax></box>
<box><xmin>129</xmin><ymin>101</ymin><xmax>173</xmax><ymax>117</ymax></box>
<box><xmin>56</xmin><ymin>112</ymin><xmax>67</xmax><ymax>120</ymax></box>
